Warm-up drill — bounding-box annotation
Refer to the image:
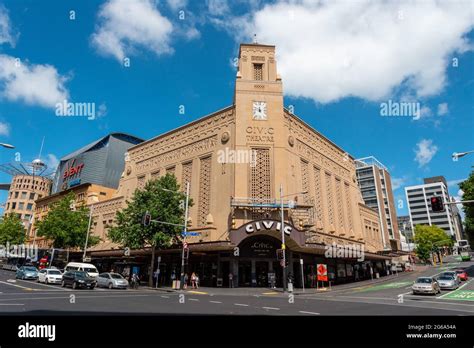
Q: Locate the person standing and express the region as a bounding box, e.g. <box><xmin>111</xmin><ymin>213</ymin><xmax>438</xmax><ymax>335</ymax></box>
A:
<box><xmin>228</xmin><ymin>272</ymin><xmax>234</xmax><ymax>288</ymax></box>
<box><xmin>191</xmin><ymin>272</ymin><xmax>196</xmax><ymax>289</ymax></box>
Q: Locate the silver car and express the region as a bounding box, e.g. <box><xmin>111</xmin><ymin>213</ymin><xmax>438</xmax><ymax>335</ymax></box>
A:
<box><xmin>437</xmin><ymin>275</ymin><xmax>460</xmax><ymax>290</ymax></box>
<box><xmin>97</xmin><ymin>272</ymin><xmax>129</xmax><ymax>289</ymax></box>
<box><xmin>412</xmin><ymin>277</ymin><xmax>440</xmax><ymax>295</ymax></box>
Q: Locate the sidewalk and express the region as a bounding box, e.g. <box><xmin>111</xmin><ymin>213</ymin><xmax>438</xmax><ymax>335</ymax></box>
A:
<box><xmin>141</xmin><ymin>265</ymin><xmax>430</xmax><ymax>297</ymax></box>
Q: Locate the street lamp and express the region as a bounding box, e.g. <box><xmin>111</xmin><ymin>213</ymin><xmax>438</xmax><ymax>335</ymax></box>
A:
<box><xmin>279</xmin><ymin>184</ymin><xmax>308</xmax><ymax>292</ymax></box>
<box><xmin>452</xmin><ymin>150</ymin><xmax>474</xmax><ymax>161</ymax></box>
<box><xmin>0</xmin><ymin>143</ymin><xmax>14</xmax><ymax>149</ymax></box>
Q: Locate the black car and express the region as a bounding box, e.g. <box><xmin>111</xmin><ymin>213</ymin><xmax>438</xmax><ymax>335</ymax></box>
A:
<box><xmin>61</xmin><ymin>271</ymin><xmax>96</xmax><ymax>289</ymax></box>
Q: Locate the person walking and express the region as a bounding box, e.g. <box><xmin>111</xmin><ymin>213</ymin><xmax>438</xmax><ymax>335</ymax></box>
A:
<box><xmin>191</xmin><ymin>272</ymin><xmax>196</xmax><ymax>289</ymax></box>
<box><xmin>184</xmin><ymin>273</ymin><xmax>189</xmax><ymax>289</ymax></box>
<box><xmin>228</xmin><ymin>272</ymin><xmax>234</xmax><ymax>288</ymax></box>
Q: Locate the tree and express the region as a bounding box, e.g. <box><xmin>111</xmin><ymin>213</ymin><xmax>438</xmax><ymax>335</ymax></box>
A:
<box><xmin>413</xmin><ymin>224</ymin><xmax>453</xmax><ymax>262</ymax></box>
<box><xmin>460</xmin><ymin>170</ymin><xmax>474</xmax><ymax>247</ymax></box>
<box><xmin>0</xmin><ymin>213</ymin><xmax>26</xmax><ymax>245</ymax></box>
<box><xmin>36</xmin><ymin>192</ymin><xmax>99</xmax><ymax>249</ymax></box>
<box><xmin>108</xmin><ymin>174</ymin><xmax>191</xmax><ymax>287</ymax></box>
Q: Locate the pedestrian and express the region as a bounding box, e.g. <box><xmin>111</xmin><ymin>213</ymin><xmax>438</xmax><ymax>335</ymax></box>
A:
<box><xmin>191</xmin><ymin>272</ymin><xmax>196</xmax><ymax>289</ymax></box>
<box><xmin>195</xmin><ymin>274</ymin><xmax>200</xmax><ymax>289</ymax></box>
<box><xmin>228</xmin><ymin>272</ymin><xmax>234</xmax><ymax>288</ymax></box>
<box><xmin>184</xmin><ymin>273</ymin><xmax>189</xmax><ymax>289</ymax></box>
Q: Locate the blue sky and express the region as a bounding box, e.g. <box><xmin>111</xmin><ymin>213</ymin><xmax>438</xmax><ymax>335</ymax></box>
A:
<box><xmin>0</xmin><ymin>0</ymin><xmax>472</xmax><ymax>217</ymax></box>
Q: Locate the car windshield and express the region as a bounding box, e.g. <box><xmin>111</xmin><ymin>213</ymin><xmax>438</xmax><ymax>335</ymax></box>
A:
<box><xmin>416</xmin><ymin>278</ymin><xmax>432</xmax><ymax>284</ymax></box>
<box><xmin>75</xmin><ymin>272</ymin><xmax>88</xmax><ymax>278</ymax></box>
<box><xmin>438</xmin><ymin>276</ymin><xmax>454</xmax><ymax>281</ymax></box>
<box><xmin>84</xmin><ymin>267</ymin><xmax>97</xmax><ymax>273</ymax></box>
<box><xmin>48</xmin><ymin>270</ymin><xmax>61</xmax><ymax>275</ymax></box>
<box><xmin>24</xmin><ymin>267</ymin><xmax>37</xmax><ymax>272</ymax></box>
<box><xmin>111</xmin><ymin>274</ymin><xmax>123</xmax><ymax>279</ymax></box>
<box><xmin>455</xmin><ymin>270</ymin><xmax>464</xmax><ymax>274</ymax></box>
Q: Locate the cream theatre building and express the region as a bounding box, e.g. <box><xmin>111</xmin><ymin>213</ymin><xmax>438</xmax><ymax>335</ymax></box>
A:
<box><xmin>88</xmin><ymin>43</ymin><xmax>388</xmax><ymax>288</ymax></box>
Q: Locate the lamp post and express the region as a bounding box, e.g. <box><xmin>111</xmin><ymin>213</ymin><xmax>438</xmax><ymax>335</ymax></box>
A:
<box><xmin>83</xmin><ymin>203</ymin><xmax>95</xmax><ymax>261</ymax></box>
<box><xmin>452</xmin><ymin>150</ymin><xmax>474</xmax><ymax>161</ymax></box>
<box><xmin>279</xmin><ymin>184</ymin><xmax>308</xmax><ymax>292</ymax></box>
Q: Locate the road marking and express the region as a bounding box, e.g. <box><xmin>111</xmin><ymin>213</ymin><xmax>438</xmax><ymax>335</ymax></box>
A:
<box><xmin>0</xmin><ymin>303</ymin><xmax>23</xmax><ymax>306</ymax></box>
<box><xmin>262</xmin><ymin>292</ymin><xmax>278</xmax><ymax>295</ymax></box>
<box><xmin>0</xmin><ymin>280</ymin><xmax>37</xmax><ymax>291</ymax></box>
<box><xmin>160</xmin><ymin>295</ymin><xmax>170</xmax><ymax>298</ymax></box>
<box><xmin>299</xmin><ymin>311</ymin><xmax>320</xmax><ymax>315</ymax></box>
<box><xmin>7</xmin><ymin>279</ymin><xmax>16</xmax><ymax>283</ymax></box>
<box><xmin>188</xmin><ymin>291</ymin><xmax>208</xmax><ymax>295</ymax></box>
<box><xmin>234</xmin><ymin>303</ymin><xmax>249</xmax><ymax>307</ymax></box>
<box><xmin>209</xmin><ymin>300</ymin><xmax>222</xmax><ymax>304</ymax></box>
<box><xmin>262</xmin><ymin>307</ymin><xmax>280</xmax><ymax>310</ymax></box>
<box><xmin>0</xmin><ymin>294</ymin><xmax>151</xmax><ymax>302</ymax></box>
<box><xmin>189</xmin><ymin>298</ymin><xmax>199</xmax><ymax>301</ymax></box>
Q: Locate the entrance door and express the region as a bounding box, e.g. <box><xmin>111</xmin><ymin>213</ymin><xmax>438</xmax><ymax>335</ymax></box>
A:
<box><xmin>255</xmin><ymin>261</ymin><xmax>269</xmax><ymax>287</ymax></box>
<box><xmin>272</xmin><ymin>261</ymin><xmax>283</xmax><ymax>288</ymax></box>
<box><xmin>238</xmin><ymin>261</ymin><xmax>251</xmax><ymax>287</ymax></box>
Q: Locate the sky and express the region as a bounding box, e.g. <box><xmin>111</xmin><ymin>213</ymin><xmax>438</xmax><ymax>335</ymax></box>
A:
<box><xmin>0</xmin><ymin>0</ymin><xmax>472</xmax><ymax>217</ymax></box>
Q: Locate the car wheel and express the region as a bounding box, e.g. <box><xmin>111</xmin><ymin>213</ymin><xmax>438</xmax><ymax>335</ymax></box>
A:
<box><xmin>61</xmin><ymin>280</ymin><xmax>66</xmax><ymax>287</ymax></box>
<box><xmin>90</xmin><ymin>285</ymin><xmax>95</xmax><ymax>290</ymax></box>
<box><xmin>108</xmin><ymin>283</ymin><xmax>113</xmax><ymax>289</ymax></box>
<box><xmin>72</xmin><ymin>282</ymin><xmax>77</xmax><ymax>290</ymax></box>
<box><xmin>45</xmin><ymin>279</ymin><xmax>48</xmax><ymax>285</ymax></box>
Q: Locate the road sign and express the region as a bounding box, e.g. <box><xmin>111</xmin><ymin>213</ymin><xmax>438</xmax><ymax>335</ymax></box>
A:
<box><xmin>317</xmin><ymin>264</ymin><xmax>328</xmax><ymax>281</ymax></box>
<box><xmin>83</xmin><ymin>257</ymin><xmax>91</xmax><ymax>262</ymax></box>
<box><xmin>182</xmin><ymin>232</ymin><xmax>200</xmax><ymax>237</ymax></box>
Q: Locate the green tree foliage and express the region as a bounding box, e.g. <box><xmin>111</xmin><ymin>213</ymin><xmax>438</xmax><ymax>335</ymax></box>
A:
<box><xmin>413</xmin><ymin>224</ymin><xmax>453</xmax><ymax>262</ymax></box>
<box><xmin>0</xmin><ymin>213</ymin><xmax>26</xmax><ymax>245</ymax></box>
<box><xmin>36</xmin><ymin>192</ymin><xmax>99</xmax><ymax>249</ymax></box>
<box><xmin>108</xmin><ymin>174</ymin><xmax>192</xmax><ymax>286</ymax></box>
<box><xmin>460</xmin><ymin>170</ymin><xmax>474</xmax><ymax>247</ymax></box>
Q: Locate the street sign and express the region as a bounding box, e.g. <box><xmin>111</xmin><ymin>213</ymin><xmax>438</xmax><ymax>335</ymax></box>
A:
<box><xmin>182</xmin><ymin>232</ymin><xmax>200</xmax><ymax>237</ymax></box>
<box><xmin>83</xmin><ymin>257</ymin><xmax>91</xmax><ymax>262</ymax></box>
<box><xmin>317</xmin><ymin>264</ymin><xmax>328</xmax><ymax>281</ymax></box>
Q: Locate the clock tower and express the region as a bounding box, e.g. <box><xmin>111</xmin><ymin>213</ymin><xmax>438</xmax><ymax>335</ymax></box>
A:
<box><xmin>233</xmin><ymin>43</ymin><xmax>285</xmax><ymax>201</ymax></box>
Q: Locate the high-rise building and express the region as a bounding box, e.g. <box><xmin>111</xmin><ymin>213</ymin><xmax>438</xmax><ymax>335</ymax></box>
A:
<box><xmin>405</xmin><ymin>176</ymin><xmax>461</xmax><ymax>240</ymax></box>
<box><xmin>397</xmin><ymin>215</ymin><xmax>414</xmax><ymax>252</ymax></box>
<box><xmin>355</xmin><ymin>157</ymin><xmax>401</xmax><ymax>251</ymax></box>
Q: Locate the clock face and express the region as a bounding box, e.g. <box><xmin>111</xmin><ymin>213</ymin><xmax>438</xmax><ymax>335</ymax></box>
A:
<box><xmin>253</xmin><ymin>101</ymin><xmax>267</xmax><ymax>120</ymax></box>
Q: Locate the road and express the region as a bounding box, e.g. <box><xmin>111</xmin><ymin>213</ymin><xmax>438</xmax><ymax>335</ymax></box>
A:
<box><xmin>0</xmin><ymin>260</ymin><xmax>473</xmax><ymax>315</ymax></box>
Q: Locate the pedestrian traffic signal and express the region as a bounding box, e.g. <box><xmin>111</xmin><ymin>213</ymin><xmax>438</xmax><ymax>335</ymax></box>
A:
<box><xmin>142</xmin><ymin>212</ymin><xmax>152</xmax><ymax>227</ymax></box>
<box><xmin>430</xmin><ymin>196</ymin><xmax>445</xmax><ymax>212</ymax></box>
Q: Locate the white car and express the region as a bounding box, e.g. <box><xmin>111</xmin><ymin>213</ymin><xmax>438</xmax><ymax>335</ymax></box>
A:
<box><xmin>38</xmin><ymin>268</ymin><xmax>63</xmax><ymax>284</ymax></box>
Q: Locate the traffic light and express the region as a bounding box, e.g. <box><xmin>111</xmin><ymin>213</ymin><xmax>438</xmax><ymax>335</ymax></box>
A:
<box><xmin>142</xmin><ymin>212</ymin><xmax>152</xmax><ymax>227</ymax></box>
<box><xmin>430</xmin><ymin>196</ymin><xmax>445</xmax><ymax>212</ymax></box>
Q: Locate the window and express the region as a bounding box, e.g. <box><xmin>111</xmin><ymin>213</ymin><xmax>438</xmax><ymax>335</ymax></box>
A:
<box><xmin>253</xmin><ymin>63</ymin><xmax>263</xmax><ymax>80</ymax></box>
<box><xmin>14</xmin><ymin>192</ymin><xmax>19</xmax><ymax>199</ymax></box>
<box><xmin>18</xmin><ymin>202</ymin><xmax>24</xmax><ymax>210</ymax></box>
<box><xmin>29</xmin><ymin>192</ymin><xmax>36</xmax><ymax>200</ymax></box>
<box><xmin>11</xmin><ymin>202</ymin><xmax>16</xmax><ymax>209</ymax></box>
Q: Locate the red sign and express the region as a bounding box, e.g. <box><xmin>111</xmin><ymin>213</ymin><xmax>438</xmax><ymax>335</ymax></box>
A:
<box><xmin>63</xmin><ymin>159</ymin><xmax>84</xmax><ymax>179</ymax></box>
<box><xmin>317</xmin><ymin>264</ymin><xmax>328</xmax><ymax>281</ymax></box>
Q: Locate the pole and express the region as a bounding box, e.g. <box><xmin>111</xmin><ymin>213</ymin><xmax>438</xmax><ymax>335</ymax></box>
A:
<box><xmin>280</xmin><ymin>184</ymin><xmax>287</xmax><ymax>292</ymax></box>
<box><xmin>156</xmin><ymin>256</ymin><xmax>161</xmax><ymax>289</ymax></box>
<box><xmin>83</xmin><ymin>204</ymin><xmax>94</xmax><ymax>261</ymax></box>
<box><xmin>180</xmin><ymin>182</ymin><xmax>190</xmax><ymax>290</ymax></box>
<box><xmin>300</xmin><ymin>259</ymin><xmax>304</xmax><ymax>292</ymax></box>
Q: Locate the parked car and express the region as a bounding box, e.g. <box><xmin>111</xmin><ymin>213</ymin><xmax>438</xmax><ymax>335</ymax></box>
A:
<box><xmin>460</xmin><ymin>251</ymin><xmax>471</xmax><ymax>261</ymax></box>
<box><xmin>97</xmin><ymin>272</ymin><xmax>129</xmax><ymax>289</ymax></box>
<box><xmin>15</xmin><ymin>266</ymin><xmax>39</xmax><ymax>280</ymax></box>
<box><xmin>454</xmin><ymin>269</ymin><xmax>468</xmax><ymax>281</ymax></box>
<box><xmin>61</xmin><ymin>271</ymin><xmax>96</xmax><ymax>289</ymax></box>
<box><xmin>412</xmin><ymin>277</ymin><xmax>440</xmax><ymax>295</ymax></box>
<box><xmin>64</xmin><ymin>262</ymin><xmax>99</xmax><ymax>278</ymax></box>
<box><xmin>437</xmin><ymin>275</ymin><xmax>460</xmax><ymax>290</ymax></box>
<box><xmin>38</xmin><ymin>268</ymin><xmax>63</xmax><ymax>284</ymax></box>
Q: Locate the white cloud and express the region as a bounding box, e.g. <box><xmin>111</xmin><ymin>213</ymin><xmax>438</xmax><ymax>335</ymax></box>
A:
<box><xmin>97</xmin><ymin>103</ymin><xmax>108</xmax><ymax>118</ymax></box>
<box><xmin>91</xmin><ymin>0</ymin><xmax>174</xmax><ymax>62</ymax></box>
<box><xmin>437</xmin><ymin>102</ymin><xmax>449</xmax><ymax>116</ymax></box>
<box><xmin>207</xmin><ymin>0</ymin><xmax>230</xmax><ymax>16</ymax></box>
<box><xmin>0</xmin><ymin>122</ymin><xmax>9</xmax><ymax>136</ymax></box>
<box><xmin>167</xmin><ymin>0</ymin><xmax>188</xmax><ymax>11</ymax></box>
<box><xmin>0</xmin><ymin>5</ymin><xmax>16</xmax><ymax>46</ymax></box>
<box><xmin>0</xmin><ymin>55</ymin><xmax>69</xmax><ymax>108</ymax></box>
<box><xmin>219</xmin><ymin>0</ymin><xmax>474</xmax><ymax>103</ymax></box>
<box><xmin>447</xmin><ymin>178</ymin><xmax>466</xmax><ymax>188</ymax></box>
<box><xmin>419</xmin><ymin>106</ymin><xmax>432</xmax><ymax>118</ymax></box>
<box><xmin>391</xmin><ymin>177</ymin><xmax>406</xmax><ymax>191</ymax></box>
<box><xmin>45</xmin><ymin>154</ymin><xmax>59</xmax><ymax>172</ymax></box>
<box><xmin>414</xmin><ymin>139</ymin><xmax>438</xmax><ymax>167</ymax></box>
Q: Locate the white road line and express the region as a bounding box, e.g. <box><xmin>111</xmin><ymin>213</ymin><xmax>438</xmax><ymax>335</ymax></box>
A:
<box><xmin>0</xmin><ymin>294</ymin><xmax>151</xmax><ymax>302</ymax></box>
<box><xmin>262</xmin><ymin>307</ymin><xmax>280</xmax><ymax>310</ymax></box>
<box><xmin>234</xmin><ymin>303</ymin><xmax>249</xmax><ymax>307</ymax></box>
<box><xmin>299</xmin><ymin>311</ymin><xmax>320</xmax><ymax>315</ymax></box>
<box><xmin>160</xmin><ymin>295</ymin><xmax>170</xmax><ymax>298</ymax></box>
<box><xmin>0</xmin><ymin>303</ymin><xmax>23</xmax><ymax>306</ymax></box>
<box><xmin>0</xmin><ymin>280</ymin><xmax>35</xmax><ymax>290</ymax></box>
<box><xmin>209</xmin><ymin>300</ymin><xmax>222</xmax><ymax>304</ymax></box>
<box><xmin>189</xmin><ymin>298</ymin><xmax>199</xmax><ymax>301</ymax></box>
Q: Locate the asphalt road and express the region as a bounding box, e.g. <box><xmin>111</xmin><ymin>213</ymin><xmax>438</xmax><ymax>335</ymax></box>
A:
<box><xmin>1</xmin><ymin>260</ymin><xmax>473</xmax><ymax>315</ymax></box>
